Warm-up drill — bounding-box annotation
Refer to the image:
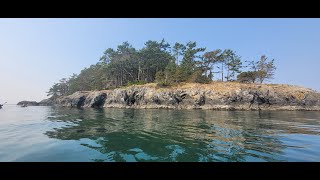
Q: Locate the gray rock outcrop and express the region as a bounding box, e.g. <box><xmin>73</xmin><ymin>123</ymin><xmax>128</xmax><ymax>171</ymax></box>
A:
<box><xmin>43</xmin><ymin>83</ymin><xmax>320</xmax><ymax>111</ymax></box>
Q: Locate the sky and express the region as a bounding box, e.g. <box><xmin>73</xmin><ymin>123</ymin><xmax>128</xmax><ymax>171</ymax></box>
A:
<box><xmin>0</xmin><ymin>18</ymin><xmax>320</xmax><ymax>104</ymax></box>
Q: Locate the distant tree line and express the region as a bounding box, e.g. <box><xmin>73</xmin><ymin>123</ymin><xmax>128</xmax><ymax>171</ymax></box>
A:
<box><xmin>47</xmin><ymin>39</ymin><xmax>276</xmax><ymax>98</ymax></box>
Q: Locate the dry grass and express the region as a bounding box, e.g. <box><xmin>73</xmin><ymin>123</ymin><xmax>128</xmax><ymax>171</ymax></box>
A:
<box><xmin>126</xmin><ymin>82</ymin><xmax>317</xmax><ymax>97</ymax></box>
<box><xmin>81</xmin><ymin>82</ymin><xmax>317</xmax><ymax>100</ymax></box>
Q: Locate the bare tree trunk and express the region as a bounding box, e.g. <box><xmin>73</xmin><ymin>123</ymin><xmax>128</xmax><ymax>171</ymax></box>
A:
<box><xmin>138</xmin><ymin>64</ymin><xmax>141</xmax><ymax>81</ymax></box>
<box><xmin>221</xmin><ymin>63</ymin><xmax>224</xmax><ymax>82</ymax></box>
<box><xmin>176</xmin><ymin>54</ymin><xmax>178</xmax><ymax>65</ymax></box>
<box><xmin>121</xmin><ymin>69</ymin><xmax>123</xmax><ymax>86</ymax></box>
<box><xmin>226</xmin><ymin>64</ymin><xmax>230</xmax><ymax>81</ymax></box>
<box><xmin>165</xmin><ymin>72</ymin><xmax>168</xmax><ymax>84</ymax></box>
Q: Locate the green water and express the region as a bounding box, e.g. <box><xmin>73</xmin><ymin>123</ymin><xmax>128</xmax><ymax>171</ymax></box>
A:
<box><xmin>0</xmin><ymin>105</ymin><xmax>320</xmax><ymax>162</ymax></box>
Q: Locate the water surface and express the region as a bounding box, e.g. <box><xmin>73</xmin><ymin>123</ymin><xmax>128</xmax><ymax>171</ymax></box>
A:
<box><xmin>0</xmin><ymin>105</ymin><xmax>320</xmax><ymax>162</ymax></box>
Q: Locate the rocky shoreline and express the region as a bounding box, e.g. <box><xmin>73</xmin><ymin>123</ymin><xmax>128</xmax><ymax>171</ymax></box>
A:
<box><xmin>35</xmin><ymin>82</ymin><xmax>320</xmax><ymax>111</ymax></box>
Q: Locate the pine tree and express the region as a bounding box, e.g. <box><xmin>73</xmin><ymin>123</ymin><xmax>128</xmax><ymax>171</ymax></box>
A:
<box><xmin>255</xmin><ymin>55</ymin><xmax>276</xmax><ymax>83</ymax></box>
<box><xmin>223</xmin><ymin>49</ymin><xmax>242</xmax><ymax>81</ymax></box>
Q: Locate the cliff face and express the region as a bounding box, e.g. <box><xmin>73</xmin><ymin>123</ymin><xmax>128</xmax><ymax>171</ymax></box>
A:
<box><xmin>51</xmin><ymin>82</ymin><xmax>320</xmax><ymax>110</ymax></box>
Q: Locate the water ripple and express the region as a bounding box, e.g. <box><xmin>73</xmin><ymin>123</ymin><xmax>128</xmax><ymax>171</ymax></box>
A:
<box><xmin>1</xmin><ymin>106</ymin><xmax>320</xmax><ymax>161</ymax></box>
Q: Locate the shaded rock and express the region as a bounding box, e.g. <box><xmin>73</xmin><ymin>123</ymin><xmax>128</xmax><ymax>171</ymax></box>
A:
<box><xmin>248</xmin><ymin>91</ymin><xmax>272</xmax><ymax>109</ymax></box>
<box><xmin>195</xmin><ymin>94</ymin><xmax>205</xmax><ymax>106</ymax></box>
<box><xmin>129</xmin><ymin>91</ymin><xmax>137</xmax><ymax>105</ymax></box>
<box><xmin>70</xmin><ymin>95</ymin><xmax>86</xmax><ymax>108</ymax></box>
<box><xmin>91</xmin><ymin>93</ymin><xmax>107</xmax><ymax>108</ymax></box>
<box><xmin>124</xmin><ymin>91</ymin><xmax>138</xmax><ymax>106</ymax></box>
<box><xmin>152</xmin><ymin>95</ymin><xmax>161</xmax><ymax>105</ymax></box>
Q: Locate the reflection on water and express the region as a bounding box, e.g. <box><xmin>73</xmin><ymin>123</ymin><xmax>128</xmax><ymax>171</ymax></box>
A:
<box><xmin>0</xmin><ymin>105</ymin><xmax>319</xmax><ymax>161</ymax></box>
<box><xmin>43</xmin><ymin>107</ymin><xmax>320</xmax><ymax>162</ymax></box>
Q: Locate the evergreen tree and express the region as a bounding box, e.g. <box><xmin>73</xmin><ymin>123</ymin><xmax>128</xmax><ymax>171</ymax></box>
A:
<box><xmin>180</xmin><ymin>41</ymin><xmax>206</xmax><ymax>82</ymax></box>
<box><xmin>172</xmin><ymin>42</ymin><xmax>186</xmax><ymax>65</ymax></box>
<box><xmin>47</xmin><ymin>39</ymin><xmax>277</xmax><ymax>98</ymax></box>
<box><xmin>255</xmin><ymin>55</ymin><xmax>276</xmax><ymax>83</ymax></box>
<box><xmin>223</xmin><ymin>49</ymin><xmax>242</xmax><ymax>81</ymax></box>
<box><xmin>202</xmin><ymin>49</ymin><xmax>222</xmax><ymax>80</ymax></box>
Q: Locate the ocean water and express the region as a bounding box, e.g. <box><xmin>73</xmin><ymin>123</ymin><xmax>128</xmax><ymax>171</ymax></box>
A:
<box><xmin>0</xmin><ymin>105</ymin><xmax>320</xmax><ymax>162</ymax></box>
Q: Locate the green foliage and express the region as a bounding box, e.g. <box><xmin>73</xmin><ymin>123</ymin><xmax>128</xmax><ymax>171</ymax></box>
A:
<box><xmin>188</xmin><ymin>69</ymin><xmax>211</xmax><ymax>83</ymax></box>
<box><xmin>47</xmin><ymin>39</ymin><xmax>277</xmax><ymax>98</ymax></box>
<box><xmin>180</xmin><ymin>41</ymin><xmax>206</xmax><ymax>81</ymax></box>
<box><xmin>47</xmin><ymin>78</ymin><xmax>69</xmax><ymax>99</ymax></box>
<box><xmin>202</xmin><ymin>49</ymin><xmax>222</xmax><ymax>80</ymax></box>
<box><xmin>222</xmin><ymin>49</ymin><xmax>242</xmax><ymax>81</ymax></box>
<box><xmin>164</xmin><ymin>58</ymin><xmax>177</xmax><ymax>84</ymax></box>
<box><xmin>255</xmin><ymin>55</ymin><xmax>276</xmax><ymax>83</ymax></box>
<box><xmin>138</xmin><ymin>39</ymin><xmax>172</xmax><ymax>83</ymax></box>
<box><xmin>155</xmin><ymin>70</ymin><xmax>166</xmax><ymax>85</ymax></box>
<box><xmin>172</xmin><ymin>42</ymin><xmax>186</xmax><ymax>65</ymax></box>
<box><xmin>237</xmin><ymin>71</ymin><xmax>258</xmax><ymax>83</ymax></box>
<box><xmin>242</xmin><ymin>55</ymin><xmax>276</xmax><ymax>83</ymax></box>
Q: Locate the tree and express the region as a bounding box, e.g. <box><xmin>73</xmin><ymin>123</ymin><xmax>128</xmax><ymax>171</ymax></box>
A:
<box><xmin>188</xmin><ymin>68</ymin><xmax>211</xmax><ymax>83</ymax></box>
<box><xmin>99</xmin><ymin>48</ymin><xmax>116</xmax><ymax>65</ymax></box>
<box><xmin>48</xmin><ymin>39</ymin><xmax>277</xmax><ymax>98</ymax></box>
<box><xmin>255</xmin><ymin>55</ymin><xmax>276</xmax><ymax>83</ymax></box>
<box><xmin>223</xmin><ymin>49</ymin><xmax>242</xmax><ymax>81</ymax></box>
<box><xmin>180</xmin><ymin>41</ymin><xmax>206</xmax><ymax>82</ymax></box>
<box><xmin>47</xmin><ymin>83</ymin><xmax>60</xmax><ymax>98</ymax></box>
<box><xmin>202</xmin><ymin>49</ymin><xmax>222</xmax><ymax>80</ymax></box>
<box><xmin>102</xmin><ymin>42</ymin><xmax>138</xmax><ymax>87</ymax></box>
<box><xmin>155</xmin><ymin>70</ymin><xmax>166</xmax><ymax>85</ymax></box>
<box><xmin>164</xmin><ymin>58</ymin><xmax>177</xmax><ymax>84</ymax></box>
<box><xmin>239</xmin><ymin>55</ymin><xmax>276</xmax><ymax>84</ymax></box>
<box><xmin>216</xmin><ymin>50</ymin><xmax>227</xmax><ymax>82</ymax></box>
<box><xmin>217</xmin><ymin>49</ymin><xmax>243</xmax><ymax>82</ymax></box>
<box><xmin>172</xmin><ymin>42</ymin><xmax>186</xmax><ymax>65</ymax></box>
<box><xmin>47</xmin><ymin>78</ymin><xmax>71</xmax><ymax>98</ymax></box>
<box><xmin>139</xmin><ymin>39</ymin><xmax>172</xmax><ymax>83</ymax></box>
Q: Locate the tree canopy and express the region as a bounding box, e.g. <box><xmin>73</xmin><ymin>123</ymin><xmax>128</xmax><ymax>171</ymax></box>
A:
<box><xmin>47</xmin><ymin>40</ymin><xmax>276</xmax><ymax>99</ymax></box>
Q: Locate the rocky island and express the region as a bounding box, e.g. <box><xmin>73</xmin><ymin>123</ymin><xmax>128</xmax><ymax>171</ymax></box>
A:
<box><xmin>17</xmin><ymin>99</ymin><xmax>54</xmax><ymax>106</ymax></box>
<box><xmin>37</xmin><ymin>40</ymin><xmax>320</xmax><ymax>111</ymax></box>
<box><xmin>17</xmin><ymin>101</ymin><xmax>39</xmax><ymax>106</ymax></box>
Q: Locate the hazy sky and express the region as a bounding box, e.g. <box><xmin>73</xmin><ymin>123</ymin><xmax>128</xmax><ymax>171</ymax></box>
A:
<box><xmin>1</xmin><ymin>18</ymin><xmax>320</xmax><ymax>104</ymax></box>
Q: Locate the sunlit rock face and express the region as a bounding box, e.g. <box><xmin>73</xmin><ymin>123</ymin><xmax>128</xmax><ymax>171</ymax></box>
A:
<box><xmin>49</xmin><ymin>83</ymin><xmax>320</xmax><ymax>110</ymax></box>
